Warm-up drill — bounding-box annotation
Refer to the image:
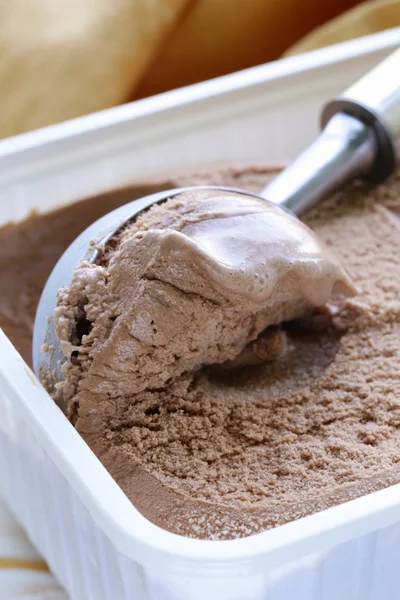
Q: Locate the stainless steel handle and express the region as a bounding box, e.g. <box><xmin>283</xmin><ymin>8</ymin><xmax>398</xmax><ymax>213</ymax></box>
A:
<box><xmin>260</xmin><ymin>113</ymin><xmax>376</xmax><ymax>215</ymax></box>
<box><xmin>261</xmin><ymin>47</ymin><xmax>400</xmax><ymax>215</ymax></box>
<box><xmin>322</xmin><ymin>47</ymin><xmax>400</xmax><ymax>179</ymax></box>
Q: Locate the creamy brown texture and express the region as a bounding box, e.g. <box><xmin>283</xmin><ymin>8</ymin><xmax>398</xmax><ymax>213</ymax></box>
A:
<box><xmin>2</xmin><ymin>164</ymin><xmax>400</xmax><ymax>540</ymax></box>
<box><xmin>0</xmin><ymin>167</ymin><xmax>278</xmax><ymax>365</ymax></box>
<box><xmin>0</xmin><ymin>181</ymin><xmax>174</xmax><ymax>366</ymax></box>
<box><xmin>54</xmin><ymin>189</ymin><xmax>354</xmax><ymax>422</ymax></box>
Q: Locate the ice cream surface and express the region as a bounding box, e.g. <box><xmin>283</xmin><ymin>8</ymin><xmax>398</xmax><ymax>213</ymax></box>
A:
<box><xmin>2</xmin><ymin>164</ymin><xmax>400</xmax><ymax>540</ymax></box>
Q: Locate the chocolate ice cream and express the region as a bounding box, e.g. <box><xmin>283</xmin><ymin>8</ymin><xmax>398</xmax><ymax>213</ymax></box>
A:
<box><xmin>2</xmin><ymin>164</ymin><xmax>400</xmax><ymax>540</ymax></box>
<box><xmin>54</xmin><ymin>189</ymin><xmax>354</xmax><ymax>423</ymax></box>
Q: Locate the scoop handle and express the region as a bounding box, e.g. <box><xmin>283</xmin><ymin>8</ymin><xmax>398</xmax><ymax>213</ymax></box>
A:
<box><xmin>261</xmin><ymin>47</ymin><xmax>400</xmax><ymax>214</ymax></box>
<box><xmin>321</xmin><ymin>47</ymin><xmax>400</xmax><ymax>180</ymax></box>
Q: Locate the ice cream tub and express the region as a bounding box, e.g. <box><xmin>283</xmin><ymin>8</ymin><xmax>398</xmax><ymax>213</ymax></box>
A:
<box><xmin>1</xmin><ymin>28</ymin><xmax>400</xmax><ymax>600</ymax></box>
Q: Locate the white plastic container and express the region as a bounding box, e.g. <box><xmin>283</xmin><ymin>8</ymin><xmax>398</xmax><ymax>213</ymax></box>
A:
<box><xmin>1</xmin><ymin>29</ymin><xmax>400</xmax><ymax>600</ymax></box>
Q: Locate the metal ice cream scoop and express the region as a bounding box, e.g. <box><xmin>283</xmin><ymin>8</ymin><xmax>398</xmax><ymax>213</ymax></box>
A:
<box><xmin>33</xmin><ymin>48</ymin><xmax>400</xmax><ymax>379</ymax></box>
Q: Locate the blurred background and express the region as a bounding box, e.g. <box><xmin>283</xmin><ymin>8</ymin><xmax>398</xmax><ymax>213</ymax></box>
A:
<box><xmin>0</xmin><ymin>0</ymin><xmax>399</xmax><ymax>140</ymax></box>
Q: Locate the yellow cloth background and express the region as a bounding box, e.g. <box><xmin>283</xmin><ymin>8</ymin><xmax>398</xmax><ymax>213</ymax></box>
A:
<box><xmin>0</xmin><ymin>0</ymin><xmax>398</xmax><ymax>139</ymax></box>
<box><xmin>0</xmin><ymin>0</ymin><xmax>374</xmax><ymax>139</ymax></box>
<box><xmin>0</xmin><ymin>0</ymin><xmax>399</xmax><ymax>597</ymax></box>
<box><xmin>285</xmin><ymin>0</ymin><xmax>400</xmax><ymax>55</ymax></box>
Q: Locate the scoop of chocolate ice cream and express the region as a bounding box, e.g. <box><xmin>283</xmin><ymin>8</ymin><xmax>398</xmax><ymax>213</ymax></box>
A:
<box><xmin>53</xmin><ymin>189</ymin><xmax>354</xmax><ymax>422</ymax></box>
